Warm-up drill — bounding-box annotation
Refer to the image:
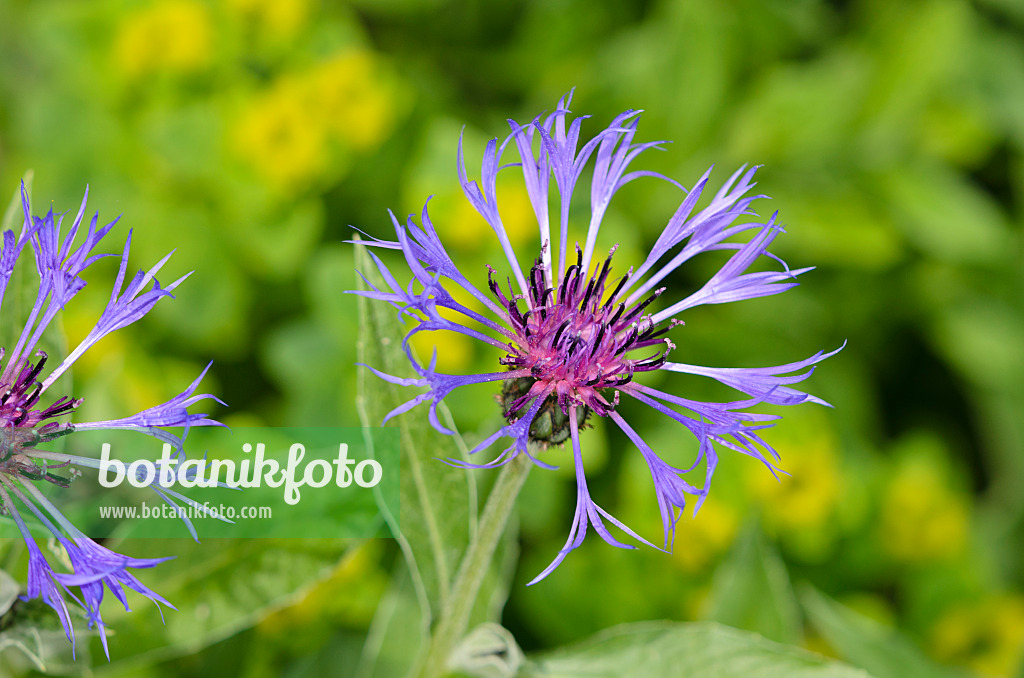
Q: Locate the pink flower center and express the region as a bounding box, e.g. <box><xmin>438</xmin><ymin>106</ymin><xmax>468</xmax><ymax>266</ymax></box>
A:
<box><xmin>493</xmin><ymin>247</ymin><xmax>676</xmax><ymax>442</ymax></box>
<box><xmin>0</xmin><ymin>350</ymin><xmax>79</xmax><ymax>465</ymax></box>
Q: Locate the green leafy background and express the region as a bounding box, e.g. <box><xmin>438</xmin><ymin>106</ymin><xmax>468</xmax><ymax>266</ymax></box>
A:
<box><xmin>0</xmin><ymin>0</ymin><xmax>1022</xmax><ymax>676</ymax></box>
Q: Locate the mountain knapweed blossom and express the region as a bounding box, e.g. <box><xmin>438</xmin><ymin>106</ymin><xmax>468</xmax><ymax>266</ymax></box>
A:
<box><xmin>0</xmin><ymin>184</ymin><xmax>223</xmax><ymax>657</ymax></box>
<box><xmin>353</xmin><ymin>92</ymin><xmax>842</xmax><ymax>584</ymax></box>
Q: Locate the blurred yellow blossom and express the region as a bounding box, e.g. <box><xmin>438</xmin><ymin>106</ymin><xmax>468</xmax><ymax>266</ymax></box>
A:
<box><xmin>113</xmin><ymin>0</ymin><xmax>213</xmax><ymax>79</ymax></box>
<box><xmin>407</xmin><ymin>323</ymin><xmax>475</xmax><ymax>374</ymax></box>
<box><xmin>232</xmin><ymin>49</ymin><xmax>402</xmax><ymax>192</ymax></box>
<box><xmin>443</xmin><ymin>192</ymin><xmax>491</xmax><ymax>250</ymax></box>
<box><xmin>496</xmin><ymin>179</ymin><xmax>539</xmax><ymax>248</ymax></box>
<box><xmin>747</xmin><ymin>427</ymin><xmax>842</xmax><ymax>534</ymax></box>
<box><xmin>223</xmin><ymin>0</ymin><xmax>310</xmax><ymax>42</ymax></box>
<box><xmin>671</xmin><ymin>499</ymin><xmax>739</xmax><ymax>572</ymax></box>
<box><xmin>306</xmin><ymin>51</ymin><xmax>398</xmax><ymax>151</ymax></box>
<box><xmin>880</xmin><ymin>449</ymin><xmax>968</xmax><ymax>563</ymax></box>
<box><xmin>438</xmin><ymin>178</ymin><xmax>538</xmax><ymax>251</ymax></box>
<box><xmin>233</xmin><ymin>79</ymin><xmax>328</xmax><ymax>192</ymax></box>
<box><xmin>931</xmin><ymin>595</ymin><xmax>1024</xmax><ymax>677</ymax></box>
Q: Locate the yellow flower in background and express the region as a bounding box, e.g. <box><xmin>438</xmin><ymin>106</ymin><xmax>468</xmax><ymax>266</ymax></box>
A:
<box><xmin>113</xmin><ymin>0</ymin><xmax>213</xmax><ymax>79</ymax></box>
<box><xmin>439</xmin><ymin>178</ymin><xmax>537</xmax><ymax>251</ymax></box>
<box><xmin>931</xmin><ymin>596</ymin><xmax>1024</xmax><ymax>677</ymax></box>
<box><xmin>741</xmin><ymin>412</ymin><xmax>849</xmax><ymax>561</ymax></box>
<box><xmin>223</xmin><ymin>0</ymin><xmax>310</xmax><ymax>41</ymax></box>
<box><xmin>232</xmin><ymin>49</ymin><xmax>401</xmax><ymax>192</ymax></box>
<box><xmin>306</xmin><ymin>51</ymin><xmax>397</xmax><ymax>151</ymax></box>
<box><xmin>880</xmin><ymin>454</ymin><xmax>968</xmax><ymax>563</ymax></box>
<box><xmin>747</xmin><ymin>429</ymin><xmax>841</xmax><ymax>534</ymax></box>
<box><xmin>671</xmin><ymin>500</ymin><xmax>739</xmax><ymax>573</ymax></box>
<box><xmin>494</xmin><ymin>179</ymin><xmax>538</xmax><ymax>247</ymax></box>
<box><xmin>407</xmin><ymin>322</ymin><xmax>475</xmax><ymax>374</ymax></box>
<box><xmin>442</xmin><ymin>192</ymin><xmax>490</xmax><ymax>250</ymax></box>
<box><xmin>233</xmin><ymin>79</ymin><xmax>328</xmax><ymax>192</ymax></box>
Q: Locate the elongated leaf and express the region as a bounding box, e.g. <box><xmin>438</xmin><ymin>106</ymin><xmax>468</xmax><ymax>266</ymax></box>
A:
<box><xmin>91</xmin><ymin>538</ymin><xmax>349</xmax><ymax>667</ymax></box>
<box><xmin>877</xmin><ymin>163</ymin><xmax>1010</xmax><ymax>265</ymax></box>
<box><xmin>354</xmin><ymin>240</ymin><xmax>477</xmax><ymax>624</ymax></box>
<box><xmin>0</xmin><ymin>569</ymin><xmax>18</xmax><ymax>616</ymax></box>
<box><xmin>470</xmin><ymin>509</ymin><xmax>519</xmax><ymax>629</ymax></box>
<box><xmin>704</xmin><ymin>521</ymin><xmax>802</xmax><ymax>644</ymax></box>
<box><xmin>452</xmin><ymin>623</ymin><xmax>524</xmax><ymax>678</ymax></box>
<box><xmin>799</xmin><ymin>586</ymin><xmax>969</xmax><ymax>678</ymax></box>
<box><xmin>356</xmin><ymin>564</ymin><xmax>426</xmax><ymax>678</ymax></box>
<box><xmin>0</xmin><ymin>625</ymin><xmax>81</xmax><ymax>675</ymax></box>
<box><xmin>520</xmin><ymin>621</ymin><xmax>874</xmax><ymax>678</ymax></box>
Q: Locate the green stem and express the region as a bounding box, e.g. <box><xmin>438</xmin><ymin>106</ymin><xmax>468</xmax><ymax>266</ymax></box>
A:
<box><xmin>417</xmin><ymin>453</ymin><xmax>532</xmax><ymax>678</ymax></box>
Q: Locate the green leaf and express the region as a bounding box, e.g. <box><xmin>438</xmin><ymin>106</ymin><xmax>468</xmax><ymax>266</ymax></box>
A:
<box><xmin>356</xmin><ymin>564</ymin><xmax>427</xmax><ymax>678</ymax></box>
<box><xmin>0</xmin><ymin>568</ymin><xmax>18</xmax><ymax>617</ymax></box>
<box><xmin>799</xmin><ymin>585</ymin><xmax>969</xmax><ymax>678</ymax></box>
<box><xmin>92</xmin><ymin>538</ymin><xmax>349</xmax><ymax>667</ymax></box>
<box><xmin>520</xmin><ymin>621</ymin><xmax>874</xmax><ymax>678</ymax></box>
<box><xmin>876</xmin><ymin>162</ymin><xmax>1011</xmax><ymax>265</ymax></box>
<box><xmin>354</xmin><ymin>240</ymin><xmax>478</xmax><ymax>625</ymax></box>
<box><xmin>931</xmin><ymin>300</ymin><xmax>1024</xmax><ymax>391</ymax></box>
<box><xmin>451</xmin><ymin>623</ymin><xmax>524</xmax><ymax>678</ymax></box>
<box><xmin>703</xmin><ymin>521</ymin><xmax>802</xmax><ymax>645</ymax></box>
<box><xmin>469</xmin><ymin>509</ymin><xmax>519</xmax><ymax>629</ymax></box>
<box><xmin>0</xmin><ymin>625</ymin><xmax>81</xmax><ymax>675</ymax></box>
<box><xmin>0</xmin><ymin>568</ymin><xmax>85</xmax><ymax>674</ymax></box>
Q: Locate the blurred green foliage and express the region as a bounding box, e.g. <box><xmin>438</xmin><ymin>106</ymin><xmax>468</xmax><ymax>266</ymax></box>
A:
<box><xmin>0</xmin><ymin>0</ymin><xmax>1022</xmax><ymax>676</ymax></box>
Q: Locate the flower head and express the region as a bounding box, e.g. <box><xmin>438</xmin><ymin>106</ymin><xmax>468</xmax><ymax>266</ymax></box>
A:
<box><xmin>353</xmin><ymin>92</ymin><xmax>841</xmax><ymax>583</ymax></box>
<box><xmin>0</xmin><ymin>183</ymin><xmax>224</xmax><ymax>656</ymax></box>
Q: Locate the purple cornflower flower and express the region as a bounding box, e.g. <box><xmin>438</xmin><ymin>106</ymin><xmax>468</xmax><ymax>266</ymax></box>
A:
<box><xmin>353</xmin><ymin>92</ymin><xmax>842</xmax><ymax>584</ymax></box>
<box><xmin>0</xmin><ymin>183</ymin><xmax>224</xmax><ymax>657</ymax></box>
